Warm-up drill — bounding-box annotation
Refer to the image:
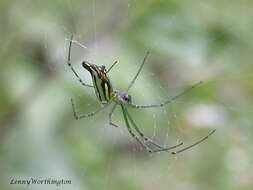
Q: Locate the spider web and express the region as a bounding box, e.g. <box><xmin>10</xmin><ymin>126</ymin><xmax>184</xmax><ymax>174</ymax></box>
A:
<box><xmin>1</xmin><ymin>1</ymin><xmax>252</xmax><ymax>190</ymax></box>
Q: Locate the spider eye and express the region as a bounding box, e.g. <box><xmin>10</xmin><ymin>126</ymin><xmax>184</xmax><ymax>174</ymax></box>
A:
<box><xmin>123</xmin><ymin>95</ymin><xmax>131</xmax><ymax>102</ymax></box>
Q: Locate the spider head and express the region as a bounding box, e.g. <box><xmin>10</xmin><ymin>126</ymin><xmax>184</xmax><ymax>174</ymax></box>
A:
<box><xmin>122</xmin><ymin>94</ymin><xmax>132</xmax><ymax>104</ymax></box>
<box><xmin>113</xmin><ymin>91</ymin><xmax>132</xmax><ymax>104</ymax></box>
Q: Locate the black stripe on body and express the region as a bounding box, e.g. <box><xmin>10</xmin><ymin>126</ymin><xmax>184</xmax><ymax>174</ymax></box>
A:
<box><xmin>102</xmin><ymin>74</ymin><xmax>113</xmax><ymax>100</ymax></box>
<box><xmin>93</xmin><ymin>68</ymin><xmax>107</xmax><ymax>102</ymax></box>
<box><xmin>92</xmin><ymin>71</ymin><xmax>102</xmax><ymax>101</ymax></box>
<box><xmin>101</xmin><ymin>81</ymin><xmax>106</xmax><ymax>100</ymax></box>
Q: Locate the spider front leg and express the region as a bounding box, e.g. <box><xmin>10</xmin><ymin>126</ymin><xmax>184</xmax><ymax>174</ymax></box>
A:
<box><xmin>67</xmin><ymin>35</ymin><xmax>93</xmax><ymax>88</ymax></box>
<box><xmin>71</xmin><ymin>98</ymin><xmax>110</xmax><ymax>120</ymax></box>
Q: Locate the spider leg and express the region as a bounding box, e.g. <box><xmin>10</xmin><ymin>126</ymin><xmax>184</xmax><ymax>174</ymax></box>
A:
<box><xmin>124</xmin><ymin>107</ymin><xmax>184</xmax><ymax>153</ymax></box>
<box><xmin>67</xmin><ymin>35</ymin><xmax>93</xmax><ymax>88</ymax></box>
<box><xmin>109</xmin><ymin>103</ymin><xmax>120</xmax><ymax>128</ymax></box>
<box><xmin>71</xmin><ymin>98</ymin><xmax>110</xmax><ymax>120</ymax></box>
<box><xmin>171</xmin><ymin>129</ymin><xmax>216</xmax><ymax>154</ymax></box>
<box><xmin>125</xmin><ymin>51</ymin><xmax>150</xmax><ymax>93</ymax></box>
<box><xmin>106</xmin><ymin>61</ymin><xmax>118</xmax><ymax>74</ymax></box>
<box><xmin>129</xmin><ymin>81</ymin><xmax>202</xmax><ymax>109</ymax></box>
<box><xmin>121</xmin><ymin>105</ymin><xmax>153</xmax><ymax>152</ymax></box>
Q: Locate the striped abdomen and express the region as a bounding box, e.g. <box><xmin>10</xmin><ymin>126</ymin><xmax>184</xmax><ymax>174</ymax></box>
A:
<box><xmin>82</xmin><ymin>61</ymin><xmax>113</xmax><ymax>104</ymax></box>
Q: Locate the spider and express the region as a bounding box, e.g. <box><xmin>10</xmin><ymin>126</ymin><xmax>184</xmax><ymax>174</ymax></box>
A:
<box><xmin>67</xmin><ymin>35</ymin><xmax>216</xmax><ymax>154</ymax></box>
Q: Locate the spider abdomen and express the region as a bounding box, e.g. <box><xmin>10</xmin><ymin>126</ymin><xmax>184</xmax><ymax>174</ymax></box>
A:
<box><xmin>82</xmin><ymin>61</ymin><xmax>114</xmax><ymax>103</ymax></box>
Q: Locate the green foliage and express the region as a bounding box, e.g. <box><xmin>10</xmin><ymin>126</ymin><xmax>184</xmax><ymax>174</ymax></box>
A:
<box><xmin>0</xmin><ymin>0</ymin><xmax>253</xmax><ymax>189</ymax></box>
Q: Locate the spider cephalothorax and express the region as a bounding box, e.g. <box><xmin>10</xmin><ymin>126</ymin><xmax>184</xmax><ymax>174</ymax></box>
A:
<box><xmin>68</xmin><ymin>35</ymin><xmax>216</xmax><ymax>154</ymax></box>
<box><xmin>122</xmin><ymin>94</ymin><xmax>132</xmax><ymax>103</ymax></box>
<box><xmin>112</xmin><ymin>91</ymin><xmax>132</xmax><ymax>105</ymax></box>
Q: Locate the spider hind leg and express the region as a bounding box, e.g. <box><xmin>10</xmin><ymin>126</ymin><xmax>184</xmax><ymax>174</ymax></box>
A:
<box><xmin>124</xmin><ymin>107</ymin><xmax>183</xmax><ymax>153</ymax></box>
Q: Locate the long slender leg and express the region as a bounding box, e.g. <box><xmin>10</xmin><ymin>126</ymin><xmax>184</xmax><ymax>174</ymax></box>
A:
<box><xmin>171</xmin><ymin>129</ymin><xmax>216</xmax><ymax>154</ymax></box>
<box><xmin>129</xmin><ymin>81</ymin><xmax>202</xmax><ymax>109</ymax></box>
<box><xmin>125</xmin><ymin>107</ymin><xmax>216</xmax><ymax>154</ymax></box>
<box><xmin>71</xmin><ymin>98</ymin><xmax>110</xmax><ymax>120</ymax></box>
<box><xmin>125</xmin><ymin>51</ymin><xmax>150</xmax><ymax>93</ymax></box>
<box><xmin>124</xmin><ymin>108</ymin><xmax>183</xmax><ymax>152</ymax></box>
<box><xmin>67</xmin><ymin>38</ymin><xmax>87</xmax><ymax>49</ymax></box>
<box><xmin>120</xmin><ymin>105</ymin><xmax>153</xmax><ymax>152</ymax></box>
<box><xmin>106</xmin><ymin>61</ymin><xmax>118</xmax><ymax>74</ymax></box>
<box><xmin>109</xmin><ymin>103</ymin><xmax>120</xmax><ymax>127</ymax></box>
<box><xmin>67</xmin><ymin>35</ymin><xmax>93</xmax><ymax>88</ymax></box>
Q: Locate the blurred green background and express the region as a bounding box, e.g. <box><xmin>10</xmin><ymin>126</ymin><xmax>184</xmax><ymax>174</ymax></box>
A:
<box><xmin>1</xmin><ymin>0</ymin><xmax>253</xmax><ymax>189</ymax></box>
